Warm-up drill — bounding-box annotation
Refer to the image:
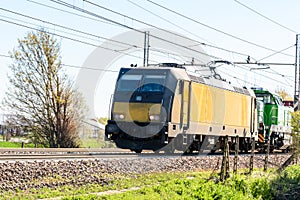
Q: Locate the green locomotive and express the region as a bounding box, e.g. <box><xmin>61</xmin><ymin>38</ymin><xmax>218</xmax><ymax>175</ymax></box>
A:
<box><xmin>252</xmin><ymin>88</ymin><xmax>292</xmax><ymax>152</ymax></box>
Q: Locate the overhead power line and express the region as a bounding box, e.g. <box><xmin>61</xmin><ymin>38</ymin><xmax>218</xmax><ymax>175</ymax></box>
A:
<box><xmin>61</xmin><ymin>63</ymin><xmax>119</xmax><ymax>72</ymax></box>
<box><xmin>49</xmin><ymin>0</ymin><xmax>219</xmax><ymax>61</ymax></box>
<box><xmin>233</xmin><ymin>62</ymin><xmax>294</xmax><ymax>66</ymax></box>
<box><xmin>32</xmin><ymin>0</ymin><xmax>292</xmax><ymax>66</ymax></box>
<box><xmin>144</xmin><ymin>0</ymin><xmax>294</xmax><ymax>58</ymax></box>
<box><xmin>0</xmin><ymin>53</ymin><xmax>119</xmax><ymax>72</ymax></box>
<box><xmin>124</xmin><ymin>0</ymin><xmax>250</xmax><ymax>58</ymax></box>
<box><xmin>0</xmin><ymin>18</ymin><xmax>150</xmax><ymax>62</ymax></box>
<box><xmin>27</xmin><ymin>0</ymin><xmax>120</xmax><ymax>28</ymax></box>
<box><xmin>233</xmin><ymin>0</ymin><xmax>297</xmax><ymax>34</ymax></box>
<box><xmin>0</xmin><ymin>7</ymin><xmax>141</xmax><ymax>50</ymax></box>
<box><xmin>233</xmin><ymin>64</ymin><xmax>293</xmax><ymax>87</ymax></box>
<box><xmin>0</xmin><ymin>54</ymin><xmax>10</xmax><ymax>58</ymax></box>
<box><xmin>84</xmin><ymin>0</ymin><xmax>252</xmax><ymax>59</ymax></box>
<box><xmin>123</xmin><ymin>0</ymin><xmax>210</xmax><ymax>44</ymax></box>
<box><xmin>55</xmin><ymin>0</ymin><xmax>252</xmax><ymax>59</ymax></box>
<box><xmin>257</xmin><ymin>44</ymin><xmax>296</xmax><ymax>62</ymax></box>
<box><xmin>2</xmin><ymin>1</ymin><xmax>294</xmax><ymax>88</ymax></box>
<box><xmin>0</xmin><ymin>7</ymin><xmax>202</xmax><ymax>64</ymax></box>
<box><xmin>29</xmin><ymin>0</ymin><xmax>267</xmax><ymax>68</ymax></box>
<box><xmin>30</xmin><ymin>0</ymin><xmax>216</xmax><ymax>59</ymax></box>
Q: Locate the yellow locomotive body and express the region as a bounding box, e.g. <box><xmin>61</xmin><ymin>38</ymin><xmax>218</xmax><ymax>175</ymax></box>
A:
<box><xmin>105</xmin><ymin>64</ymin><xmax>257</xmax><ymax>153</ymax></box>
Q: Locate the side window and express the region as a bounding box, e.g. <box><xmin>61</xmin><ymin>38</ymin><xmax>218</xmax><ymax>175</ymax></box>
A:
<box><xmin>263</xmin><ymin>95</ymin><xmax>271</xmax><ymax>104</ymax></box>
<box><xmin>178</xmin><ymin>80</ymin><xmax>183</xmax><ymax>94</ymax></box>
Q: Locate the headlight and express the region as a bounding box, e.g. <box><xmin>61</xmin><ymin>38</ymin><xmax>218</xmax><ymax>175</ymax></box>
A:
<box><xmin>114</xmin><ymin>113</ymin><xmax>125</xmax><ymax>120</ymax></box>
<box><xmin>149</xmin><ymin>114</ymin><xmax>160</xmax><ymax>121</ymax></box>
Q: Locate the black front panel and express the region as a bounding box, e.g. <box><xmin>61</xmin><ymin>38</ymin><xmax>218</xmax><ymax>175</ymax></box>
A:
<box><xmin>112</xmin><ymin>68</ymin><xmax>178</xmax><ymax>122</ymax></box>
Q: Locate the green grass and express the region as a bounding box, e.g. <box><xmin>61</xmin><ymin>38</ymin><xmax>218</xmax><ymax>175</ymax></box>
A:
<box><xmin>1</xmin><ymin>165</ymin><xmax>300</xmax><ymax>200</ymax></box>
<box><xmin>0</xmin><ymin>135</ymin><xmax>115</xmax><ymax>148</ymax></box>
<box><xmin>0</xmin><ymin>172</ymin><xmax>188</xmax><ymax>200</ymax></box>
<box><xmin>0</xmin><ymin>140</ymin><xmax>35</xmax><ymax>148</ymax></box>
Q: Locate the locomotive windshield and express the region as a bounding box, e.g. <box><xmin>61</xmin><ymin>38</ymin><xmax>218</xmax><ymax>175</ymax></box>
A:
<box><xmin>141</xmin><ymin>75</ymin><xmax>165</xmax><ymax>92</ymax></box>
<box><xmin>255</xmin><ymin>93</ymin><xmax>283</xmax><ymax>106</ymax></box>
<box><xmin>116</xmin><ymin>74</ymin><xmax>142</xmax><ymax>92</ymax></box>
<box><xmin>116</xmin><ymin>74</ymin><xmax>166</xmax><ymax>93</ymax></box>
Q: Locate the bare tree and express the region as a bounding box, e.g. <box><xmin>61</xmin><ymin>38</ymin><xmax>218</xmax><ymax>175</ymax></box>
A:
<box><xmin>275</xmin><ymin>88</ymin><xmax>292</xmax><ymax>101</ymax></box>
<box><xmin>3</xmin><ymin>31</ymin><xmax>86</xmax><ymax>148</ymax></box>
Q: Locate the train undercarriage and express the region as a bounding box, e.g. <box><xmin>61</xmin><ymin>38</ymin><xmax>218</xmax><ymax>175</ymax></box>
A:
<box><xmin>106</xmin><ymin>122</ymin><xmax>254</xmax><ymax>154</ymax></box>
<box><xmin>107</xmin><ymin>126</ymin><xmax>291</xmax><ymax>154</ymax></box>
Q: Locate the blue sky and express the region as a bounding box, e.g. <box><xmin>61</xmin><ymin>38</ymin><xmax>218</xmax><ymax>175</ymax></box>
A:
<box><xmin>0</xmin><ymin>0</ymin><xmax>299</xmax><ymax>116</ymax></box>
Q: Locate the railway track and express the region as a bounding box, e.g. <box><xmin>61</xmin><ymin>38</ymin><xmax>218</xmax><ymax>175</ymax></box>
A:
<box><xmin>0</xmin><ymin>147</ymin><xmax>286</xmax><ymax>162</ymax></box>
<box><xmin>0</xmin><ymin>148</ymin><xmax>225</xmax><ymax>161</ymax></box>
<box><xmin>0</xmin><ymin>148</ymin><xmax>137</xmax><ymax>161</ymax></box>
<box><xmin>0</xmin><ymin>148</ymin><xmax>130</xmax><ymax>154</ymax></box>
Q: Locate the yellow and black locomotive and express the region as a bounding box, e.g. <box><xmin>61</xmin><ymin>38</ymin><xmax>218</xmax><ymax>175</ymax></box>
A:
<box><xmin>105</xmin><ymin>63</ymin><xmax>259</xmax><ymax>153</ymax></box>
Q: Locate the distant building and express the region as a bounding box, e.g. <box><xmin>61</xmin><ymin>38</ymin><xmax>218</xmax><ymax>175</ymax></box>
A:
<box><xmin>283</xmin><ymin>97</ymin><xmax>294</xmax><ymax>107</ymax></box>
<box><xmin>0</xmin><ymin>113</ymin><xmax>25</xmax><ymax>136</ymax></box>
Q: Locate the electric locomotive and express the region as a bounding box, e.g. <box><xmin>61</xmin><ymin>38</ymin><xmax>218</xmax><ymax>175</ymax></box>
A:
<box><xmin>105</xmin><ymin>64</ymin><xmax>257</xmax><ymax>153</ymax></box>
<box><xmin>252</xmin><ymin>88</ymin><xmax>292</xmax><ymax>152</ymax></box>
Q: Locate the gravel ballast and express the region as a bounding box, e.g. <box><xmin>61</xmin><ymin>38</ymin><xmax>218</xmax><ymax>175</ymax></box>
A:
<box><xmin>0</xmin><ymin>154</ymin><xmax>295</xmax><ymax>191</ymax></box>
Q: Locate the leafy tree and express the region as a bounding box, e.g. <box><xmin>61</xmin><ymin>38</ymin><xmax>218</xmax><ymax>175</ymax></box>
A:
<box><xmin>291</xmin><ymin>111</ymin><xmax>300</xmax><ymax>153</ymax></box>
<box><xmin>3</xmin><ymin>31</ymin><xmax>86</xmax><ymax>148</ymax></box>
<box><xmin>278</xmin><ymin>111</ymin><xmax>300</xmax><ymax>172</ymax></box>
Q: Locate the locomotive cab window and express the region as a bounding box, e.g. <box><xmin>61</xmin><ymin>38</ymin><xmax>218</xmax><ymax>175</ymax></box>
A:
<box><xmin>256</xmin><ymin>94</ymin><xmax>276</xmax><ymax>105</ymax></box>
<box><xmin>116</xmin><ymin>74</ymin><xmax>142</xmax><ymax>92</ymax></box>
<box><xmin>140</xmin><ymin>75</ymin><xmax>166</xmax><ymax>92</ymax></box>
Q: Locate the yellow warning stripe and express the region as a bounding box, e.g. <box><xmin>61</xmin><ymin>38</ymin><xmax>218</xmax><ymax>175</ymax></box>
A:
<box><xmin>258</xmin><ymin>134</ymin><xmax>264</xmax><ymax>143</ymax></box>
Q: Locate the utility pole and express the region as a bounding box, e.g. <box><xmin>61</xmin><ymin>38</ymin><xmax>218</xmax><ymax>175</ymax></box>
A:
<box><xmin>295</xmin><ymin>34</ymin><xmax>300</xmax><ymax>111</ymax></box>
<box><xmin>143</xmin><ymin>31</ymin><xmax>150</xmax><ymax>67</ymax></box>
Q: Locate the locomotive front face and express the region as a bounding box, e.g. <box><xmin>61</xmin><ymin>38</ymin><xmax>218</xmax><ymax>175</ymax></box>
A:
<box><xmin>253</xmin><ymin>88</ymin><xmax>292</xmax><ymax>150</ymax></box>
<box><xmin>105</xmin><ymin>68</ymin><xmax>176</xmax><ymax>151</ymax></box>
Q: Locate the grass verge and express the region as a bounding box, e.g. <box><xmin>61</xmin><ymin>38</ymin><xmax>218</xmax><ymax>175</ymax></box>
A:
<box><xmin>1</xmin><ymin>165</ymin><xmax>300</xmax><ymax>200</ymax></box>
<box><xmin>0</xmin><ymin>140</ymin><xmax>35</xmax><ymax>148</ymax></box>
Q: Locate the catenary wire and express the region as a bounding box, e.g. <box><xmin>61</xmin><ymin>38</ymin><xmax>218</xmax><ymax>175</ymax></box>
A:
<box><xmin>1</xmin><ymin>2</ymin><xmax>294</xmax><ymax>87</ymax></box>
<box><xmin>0</xmin><ymin>18</ymin><xmax>155</xmax><ymax>63</ymax></box>
<box><xmin>233</xmin><ymin>0</ymin><xmax>297</xmax><ymax>34</ymax></box>
<box><xmin>233</xmin><ymin>63</ymin><xmax>292</xmax><ymax>87</ymax></box>
<box><xmin>49</xmin><ymin>0</ymin><xmax>220</xmax><ymax>61</ymax></box>
<box><xmin>25</xmin><ymin>0</ymin><xmax>295</xmax><ymax>90</ymax></box>
<box><xmin>33</xmin><ymin>0</ymin><xmax>294</xmax><ymax>67</ymax></box>
<box><xmin>0</xmin><ymin>16</ymin><xmax>291</xmax><ymax>87</ymax></box>
<box><xmin>144</xmin><ymin>0</ymin><xmax>294</xmax><ymax>58</ymax></box>
<box><xmin>0</xmin><ymin>10</ymin><xmax>206</xmax><ymax>67</ymax></box>
<box><xmin>257</xmin><ymin>44</ymin><xmax>295</xmax><ymax>62</ymax></box>
<box><xmin>27</xmin><ymin>0</ymin><xmax>121</xmax><ymax>28</ymax></box>
<box><xmin>86</xmin><ymin>0</ymin><xmax>252</xmax><ymax>58</ymax></box>
<box><xmin>0</xmin><ymin>7</ymin><xmax>142</xmax><ymax>50</ymax></box>
<box><xmin>0</xmin><ymin>8</ymin><xmax>202</xmax><ymax>65</ymax></box>
<box><xmin>0</xmin><ymin>53</ymin><xmax>119</xmax><ymax>72</ymax></box>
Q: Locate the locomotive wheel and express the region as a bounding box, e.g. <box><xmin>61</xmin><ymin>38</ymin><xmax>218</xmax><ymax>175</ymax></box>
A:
<box><xmin>164</xmin><ymin>144</ymin><xmax>175</xmax><ymax>154</ymax></box>
<box><xmin>134</xmin><ymin>149</ymin><xmax>142</xmax><ymax>153</ymax></box>
<box><xmin>183</xmin><ymin>146</ymin><xmax>193</xmax><ymax>154</ymax></box>
<box><xmin>210</xmin><ymin>149</ymin><xmax>216</xmax><ymax>154</ymax></box>
<box><xmin>282</xmin><ymin>147</ymin><xmax>291</xmax><ymax>153</ymax></box>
